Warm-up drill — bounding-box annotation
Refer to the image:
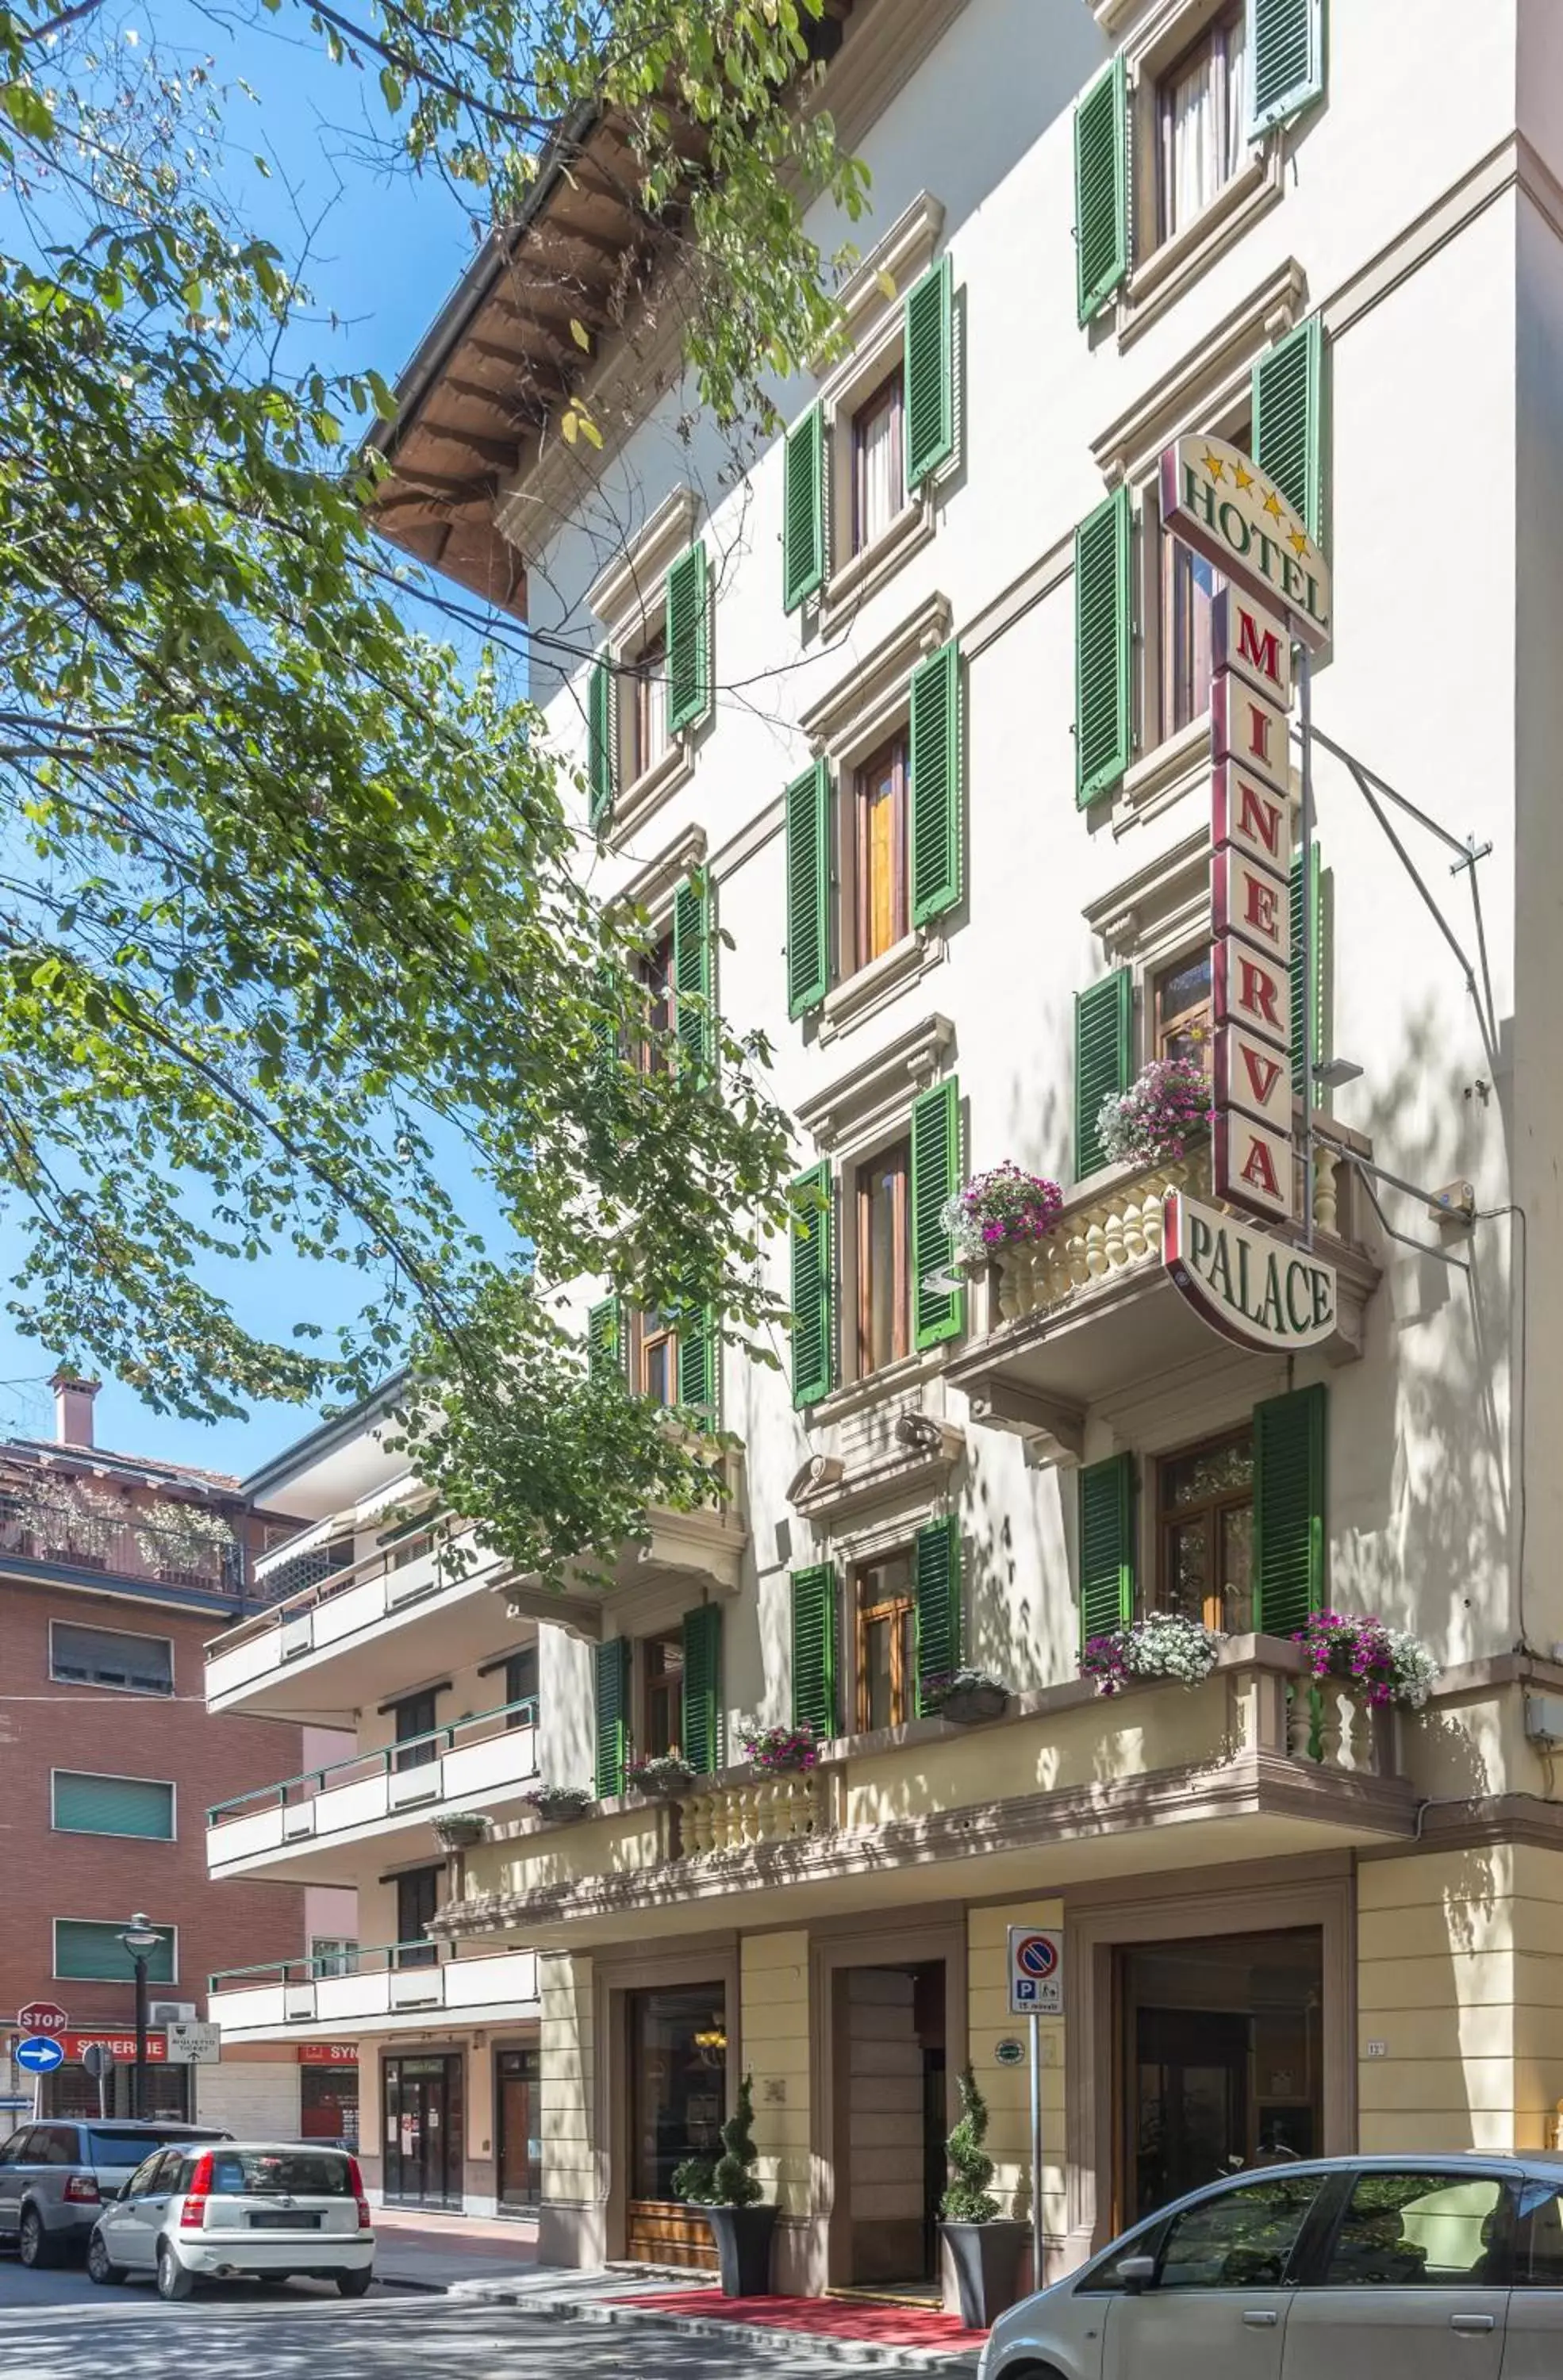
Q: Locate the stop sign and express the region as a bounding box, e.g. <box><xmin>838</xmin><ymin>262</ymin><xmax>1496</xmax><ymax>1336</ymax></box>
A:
<box><xmin>17</xmin><ymin>2002</ymin><xmax>68</xmax><ymax>2036</ymax></box>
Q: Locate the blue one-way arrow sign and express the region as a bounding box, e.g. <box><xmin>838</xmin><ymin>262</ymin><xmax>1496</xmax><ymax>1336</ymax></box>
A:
<box><xmin>16</xmin><ymin>2035</ymin><xmax>64</xmax><ymax>2075</ymax></box>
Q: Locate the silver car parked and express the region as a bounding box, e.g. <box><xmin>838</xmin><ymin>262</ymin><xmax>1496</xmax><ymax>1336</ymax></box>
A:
<box><xmin>980</xmin><ymin>2153</ymin><xmax>1563</xmax><ymax>2380</ymax></box>
<box><xmin>87</xmin><ymin>2140</ymin><xmax>376</xmax><ymax>2299</ymax></box>
<box><xmin>0</xmin><ymin>2119</ymin><xmax>229</xmax><ymax>2266</ymax></box>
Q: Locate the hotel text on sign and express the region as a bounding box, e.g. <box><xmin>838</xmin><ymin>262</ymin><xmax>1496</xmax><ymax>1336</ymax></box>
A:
<box><xmin>1164</xmin><ymin>1192</ymin><xmax>1337</xmax><ymax>1353</ymax></box>
<box><xmin>1159</xmin><ymin>432</ymin><xmax>1331</xmax><ymax>649</ymax></box>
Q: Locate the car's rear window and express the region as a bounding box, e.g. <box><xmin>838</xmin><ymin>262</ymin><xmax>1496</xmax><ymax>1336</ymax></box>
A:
<box><xmin>86</xmin><ymin>2130</ymin><xmax>205</xmax><ymax>2167</ymax></box>
<box><xmin>207</xmin><ymin>2150</ymin><xmax>352</xmax><ymax>2198</ymax></box>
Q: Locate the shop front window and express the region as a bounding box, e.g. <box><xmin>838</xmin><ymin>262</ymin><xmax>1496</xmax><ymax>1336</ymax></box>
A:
<box><xmin>628</xmin><ymin>1985</ymin><xmax>727</xmax><ymax>2205</ymax></box>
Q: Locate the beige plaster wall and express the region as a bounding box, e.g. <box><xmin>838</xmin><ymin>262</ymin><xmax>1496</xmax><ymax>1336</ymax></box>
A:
<box><xmin>739</xmin><ymin>1928</ymin><xmax>812</xmax><ymax>2217</ymax></box>
<box><xmin>967</xmin><ymin>1897</ymin><xmax>1066</xmax><ymax>2240</ymax></box>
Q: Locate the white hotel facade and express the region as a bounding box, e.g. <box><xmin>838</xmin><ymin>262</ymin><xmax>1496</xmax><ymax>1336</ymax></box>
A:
<box><xmin>202</xmin><ymin>0</ymin><xmax>1563</xmax><ymax>2298</ymax></box>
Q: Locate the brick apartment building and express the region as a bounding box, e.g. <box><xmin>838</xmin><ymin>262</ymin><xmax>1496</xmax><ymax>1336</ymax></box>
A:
<box><xmin>0</xmin><ymin>1376</ymin><xmax>358</xmax><ymax>2140</ymax></box>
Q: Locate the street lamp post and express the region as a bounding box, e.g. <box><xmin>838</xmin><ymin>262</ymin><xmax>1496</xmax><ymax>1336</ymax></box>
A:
<box><xmin>117</xmin><ymin>1913</ymin><xmax>162</xmax><ymax>2121</ymax></box>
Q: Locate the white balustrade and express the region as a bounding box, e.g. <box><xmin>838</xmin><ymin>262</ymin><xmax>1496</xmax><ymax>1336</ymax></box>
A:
<box><xmin>996</xmin><ymin>1149</ymin><xmax>1211</xmax><ymax>1322</ymax></box>
<box><xmin>1285</xmin><ymin>1680</ymin><xmax>1385</xmax><ymax>1775</ymax></box>
<box><xmin>678</xmin><ymin>1772</ymin><xmax>824</xmax><ymax>1857</ymax></box>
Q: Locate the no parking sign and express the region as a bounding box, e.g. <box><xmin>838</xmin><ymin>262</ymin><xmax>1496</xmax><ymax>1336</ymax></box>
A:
<box><xmin>1008</xmin><ymin>1925</ymin><xmax>1063</xmax><ymax>2017</ymax></box>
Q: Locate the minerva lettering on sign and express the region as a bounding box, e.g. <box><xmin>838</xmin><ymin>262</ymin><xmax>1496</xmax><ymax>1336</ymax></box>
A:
<box><xmin>1162</xmin><ymin>1192</ymin><xmax>1338</xmax><ymax>1352</ymax></box>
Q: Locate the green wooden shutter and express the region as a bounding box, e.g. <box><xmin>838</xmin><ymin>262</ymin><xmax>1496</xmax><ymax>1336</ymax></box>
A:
<box><xmin>1290</xmin><ymin>843</ymin><xmax>1324</xmax><ymax>1102</ymax></box>
<box><xmin>911</xmin><ymin>1076</ymin><xmax>963</xmax><ymax>1349</ymax></box>
<box><xmin>1254</xmin><ymin>1384</ymin><xmax>1327</xmax><ymax>1636</ymax></box>
<box><xmin>1247</xmin><ymin>0</ymin><xmax>1323</xmax><ymax>136</ymax></box>
<box><xmin>785</xmin><ymin>758</ymin><xmax>831</xmax><ymax>1018</ymax></box>
<box><xmin>677</xmin><ymin>1304</ymin><xmax>717</xmax><ymax>1422</ymax></box>
<box><xmin>52</xmin><ymin>1772</ymin><xmax>174</xmax><ymax>1840</ymax></box>
<box><xmin>789</xmin><ymin>1161</ymin><xmax>835</xmax><ymax>1409</ymax></box>
<box><xmin>783</xmin><ymin>402</ymin><xmax>826</xmax><ymax>613</ymax></box>
<box><xmin>586</xmin><ymin>1296</ymin><xmax>624</xmax><ymax>1382</ymax></box>
<box><xmin>682</xmin><ymin>1603</ymin><xmax>724</xmax><ymax>1775</ymax></box>
<box><xmin>664</xmin><ymin>540</ymin><xmax>711</xmax><ymax>735</ymax></box>
<box><xmin>913</xmin><ymin>1516</ymin><xmax>962</xmax><ymax>1715</ymax></box>
<box><xmin>1078</xmin><ymin>1453</ymin><xmax>1135</xmax><ymax>1647</ymax></box>
<box><xmin>904</xmin><ymin>253</ymin><xmax>954</xmax><ymax>489</ymax></box>
<box><xmin>587</xmin><ymin>651</ymin><xmax>615</xmax><ymax>828</ymax></box>
<box><xmin>593</xmin><ymin>1638</ymin><xmax>632</xmax><ymax>1798</ymax></box>
<box><xmin>909</xmin><ymin>640</ymin><xmax>962</xmax><ymax>927</ymax></box>
<box><xmin>791</xmin><ymin>1563</ymin><xmax>839</xmax><ymax>1737</ymax></box>
<box><xmin>1074</xmin><ymin>54</ymin><xmax>1129</xmax><ymax>324</ymax></box>
<box><xmin>1075</xmin><ymin>485</ymin><xmax>1132</xmax><ymax>806</ymax></box>
<box><xmin>1074</xmin><ymin>969</ymin><xmax>1133</xmax><ymax>1180</ymax></box>
<box><xmin>672</xmin><ymin>871</ymin><xmax>713</xmax><ymax>1071</ymax></box>
<box><xmin>1254</xmin><ymin>316</ymin><xmax>1325</xmax><ymax>543</ymax></box>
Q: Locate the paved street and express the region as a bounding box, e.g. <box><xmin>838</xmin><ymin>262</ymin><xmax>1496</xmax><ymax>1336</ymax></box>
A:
<box><xmin>0</xmin><ymin>2271</ymin><xmax>888</xmax><ymax>2379</ymax></box>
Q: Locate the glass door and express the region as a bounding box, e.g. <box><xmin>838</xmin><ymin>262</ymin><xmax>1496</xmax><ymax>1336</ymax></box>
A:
<box><xmin>495</xmin><ymin>2047</ymin><xmax>540</xmax><ymax>2211</ymax></box>
<box><xmin>382</xmin><ymin>2054</ymin><xmax>463</xmax><ymax>2208</ymax></box>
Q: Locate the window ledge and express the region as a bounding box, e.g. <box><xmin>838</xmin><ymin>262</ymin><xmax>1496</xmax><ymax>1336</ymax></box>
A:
<box><xmin>607</xmin><ymin>735</ymin><xmax>695</xmax><ymax>851</ymax></box>
<box><xmin>819</xmin><ymin>497</ymin><xmax>937</xmax><ymax>637</ymax></box>
<box><xmin>796</xmin><ymin>1009</ymin><xmax>954</xmax><ymax>1155</ymax></box>
<box><xmin>809</xmin><ymin>1342</ymin><xmax>953</xmax><ymax>1430</ymax></box>
<box><xmin>1118</xmin><ymin>146</ymin><xmax>1284</xmax><ymax>351</ymax></box>
<box><xmin>818</xmin><ymin>927</ymin><xmax>945</xmax><ymax>1046</ymax></box>
<box><xmin>1114</xmin><ymin>713</ymin><xmax>1212</xmax><ymax>835</ymax></box>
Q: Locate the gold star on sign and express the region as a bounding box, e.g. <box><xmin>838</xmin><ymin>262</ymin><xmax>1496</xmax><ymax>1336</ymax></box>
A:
<box><xmin>1201</xmin><ymin>448</ymin><xmax>1226</xmax><ymax>482</ymax></box>
<box><xmin>1232</xmin><ymin>462</ymin><xmax>1254</xmax><ymax>491</ymax></box>
<box><xmin>1288</xmin><ymin>528</ymin><xmax>1309</xmax><ymax>557</ymax></box>
<box><xmin>1262</xmin><ymin>488</ymin><xmax>1284</xmax><ymax>520</ymax></box>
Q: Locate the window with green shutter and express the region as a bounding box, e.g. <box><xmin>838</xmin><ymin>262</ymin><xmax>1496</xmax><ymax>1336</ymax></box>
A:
<box><xmin>677</xmin><ymin>1303</ymin><xmax>717</xmax><ymax>1422</ymax></box>
<box><xmin>909</xmin><ymin>640</ymin><xmax>962</xmax><ymax>927</ymax></box>
<box><xmin>56</xmin><ymin>1918</ymin><xmax>175</xmax><ymax>1983</ymax></box>
<box><xmin>789</xmin><ymin>1161</ymin><xmax>835</xmax><ymax>1408</ymax></box>
<box><xmin>1247</xmin><ymin>0</ymin><xmax>1324</xmax><ymax>137</ymax></box>
<box><xmin>904</xmin><ymin>254</ymin><xmax>954</xmax><ymax>490</ymax></box>
<box><xmin>785</xmin><ymin>758</ymin><xmax>831</xmax><ymax>1018</ymax></box>
<box><xmin>682</xmin><ymin>1604</ymin><xmax>724</xmax><ymax>1775</ymax></box>
<box><xmin>586</xmin><ymin>1297</ymin><xmax>624</xmax><ymax>1383</ymax></box>
<box><xmin>665</xmin><ymin>540</ymin><xmax>711</xmax><ymax>735</ymax></box>
<box><xmin>1254</xmin><ymin>1384</ymin><xmax>1327</xmax><ymax>1635</ymax></box>
<box><xmin>587</xmin><ymin>651</ymin><xmax>615</xmax><ymax>828</ymax></box>
<box><xmin>913</xmin><ymin>1516</ymin><xmax>962</xmax><ymax>1714</ymax></box>
<box><xmin>1253</xmin><ymin>316</ymin><xmax>1326</xmax><ymax>543</ymax></box>
<box><xmin>1075</xmin><ymin>485</ymin><xmax>1132</xmax><ymax>805</ymax></box>
<box><xmin>1074</xmin><ymin>969</ymin><xmax>1133</xmax><ymax>1181</ymax></box>
<box><xmin>1078</xmin><ymin>1453</ymin><xmax>1135</xmax><ymax>1647</ymax></box>
<box><xmin>1074</xmin><ymin>54</ymin><xmax>1129</xmax><ymax>324</ymax></box>
<box><xmin>53</xmin><ymin>1772</ymin><xmax>175</xmax><ymax>1840</ymax></box>
<box><xmin>593</xmin><ymin>1638</ymin><xmax>632</xmax><ymax>1798</ymax></box>
<box><xmin>1290</xmin><ymin>844</ymin><xmax>1325</xmax><ymax>1102</ymax></box>
<box><xmin>672</xmin><ymin>871</ymin><xmax>712</xmax><ymax>1071</ymax></box>
<box><xmin>910</xmin><ymin>1077</ymin><xmax>962</xmax><ymax>1349</ymax></box>
<box><xmin>791</xmin><ymin>1562</ymin><xmax>839</xmax><ymax>1737</ymax></box>
<box><xmin>783</xmin><ymin>403</ymin><xmax>826</xmax><ymax>613</ymax></box>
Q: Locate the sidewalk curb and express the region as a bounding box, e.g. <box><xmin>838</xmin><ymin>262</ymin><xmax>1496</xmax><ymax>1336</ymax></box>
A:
<box><xmin>444</xmin><ymin>2286</ymin><xmax>985</xmax><ymax>2373</ymax></box>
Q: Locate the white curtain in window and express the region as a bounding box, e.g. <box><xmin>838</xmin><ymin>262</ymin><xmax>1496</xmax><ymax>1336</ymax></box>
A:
<box><xmin>1164</xmin><ymin>14</ymin><xmax>1247</xmax><ymax>237</ymax></box>
<box><xmin>855</xmin><ymin>388</ymin><xmax>902</xmax><ymax>551</ymax></box>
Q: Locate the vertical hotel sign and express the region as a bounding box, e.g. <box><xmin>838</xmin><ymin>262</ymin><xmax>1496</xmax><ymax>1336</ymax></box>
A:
<box><xmin>1158</xmin><ymin>433</ymin><xmax>1331</xmax><ymax>1223</ymax></box>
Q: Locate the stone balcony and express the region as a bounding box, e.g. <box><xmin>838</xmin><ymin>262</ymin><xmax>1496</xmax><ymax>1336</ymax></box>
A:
<box><xmin>945</xmin><ymin>1122</ymin><xmax>1379</xmax><ymax>1462</ymax></box>
<box><xmin>432</xmin><ymin>1637</ymin><xmax>1415</xmax><ymax>1951</ymax></box>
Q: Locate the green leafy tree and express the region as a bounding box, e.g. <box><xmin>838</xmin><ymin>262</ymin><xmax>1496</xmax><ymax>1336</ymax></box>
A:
<box><xmin>940</xmin><ymin>2065</ymin><xmax>1000</xmax><ymax>2225</ymax></box>
<box><xmin>0</xmin><ymin>0</ymin><xmax>864</xmax><ymax>1572</ymax></box>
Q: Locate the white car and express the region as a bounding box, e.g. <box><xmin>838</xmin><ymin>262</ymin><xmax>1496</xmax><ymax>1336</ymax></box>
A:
<box><xmin>980</xmin><ymin>2153</ymin><xmax>1563</xmax><ymax>2380</ymax></box>
<box><xmin>86</xmin><ymin>2140</ymin><xmax>376</xmax><ymax>2300</ymax></box>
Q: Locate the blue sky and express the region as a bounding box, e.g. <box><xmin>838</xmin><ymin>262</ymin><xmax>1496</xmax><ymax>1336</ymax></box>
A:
<box><xmin>0</xmin><ymin>0</ymin><xmax>490</xmax><ymax>1476</ymax></box>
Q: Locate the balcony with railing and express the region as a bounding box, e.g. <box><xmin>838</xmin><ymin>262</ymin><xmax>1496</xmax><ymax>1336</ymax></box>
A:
<box><xmin>946</xmin><ymin>1122</ymin><xmax>1380</xmax><ymax>1462</ymax></box>
<box><xmin>0</xmin><ymin>1495</ymin><xmax>250</xmax><ymax>1601</ymax></box>
<box><xmin>205</xmin><ymin>1697</ymin><xmax>539</xmax><ymax>1879</ymax></box>
<box><xmin>436</xmin><ymin>1637</ymin><xmax>1416</xmax><ymax>1951</ymax></box>
<box><xmin>204</xmin><ymin>1517</ymin><xmax>514</xmax><ymax>1722</ymax></box>
<box><xmin>209</xmin><ymin>1938</ymin><xmax>540</xmax><ymax>2039</ymax></box>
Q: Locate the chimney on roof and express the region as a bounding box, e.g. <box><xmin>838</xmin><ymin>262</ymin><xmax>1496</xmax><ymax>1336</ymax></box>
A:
<box><xmin>50</xmin><ymin>1371</ymin><xmax>101</xmax><ymax>1449</ymax></box>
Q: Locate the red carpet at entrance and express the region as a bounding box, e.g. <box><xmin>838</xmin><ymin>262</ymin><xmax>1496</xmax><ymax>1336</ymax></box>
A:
<box><xmin>613</xmin><ymin>2290</ymin><xmax>989</xmax><ymax>2349</ymax></box>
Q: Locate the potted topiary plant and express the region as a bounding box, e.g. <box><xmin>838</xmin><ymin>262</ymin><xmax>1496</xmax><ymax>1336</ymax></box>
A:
<box><xmin>676</xmin><ymin>2072</ymin><xmax>775</xmax><ymax>2295</ymax></box>
<box><xmin>939</xmin><ymin>2065</ymin><xmax>1029</xmax><ymax>2328</ymax></box>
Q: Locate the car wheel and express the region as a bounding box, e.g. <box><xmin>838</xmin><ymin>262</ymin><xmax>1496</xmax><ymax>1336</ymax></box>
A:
<box><xmin>156</xmin><ymin>2244</ymin><xmax>195</xmax><ymax>2301</ymax></box>
<box><xmin>17</xmin><ymin>2207</ymin><xmax>60</xmax><ymax>2270</ymax></box>
<box><xmin>336</xmin><ymin>2266</ymin><xmax>374</xmax><ymax>2298</ymax></box>
<box><xmin>87</xmin><ymin>2231</ymin><xmax>127</xmax><ymax>2286</ymax></box>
